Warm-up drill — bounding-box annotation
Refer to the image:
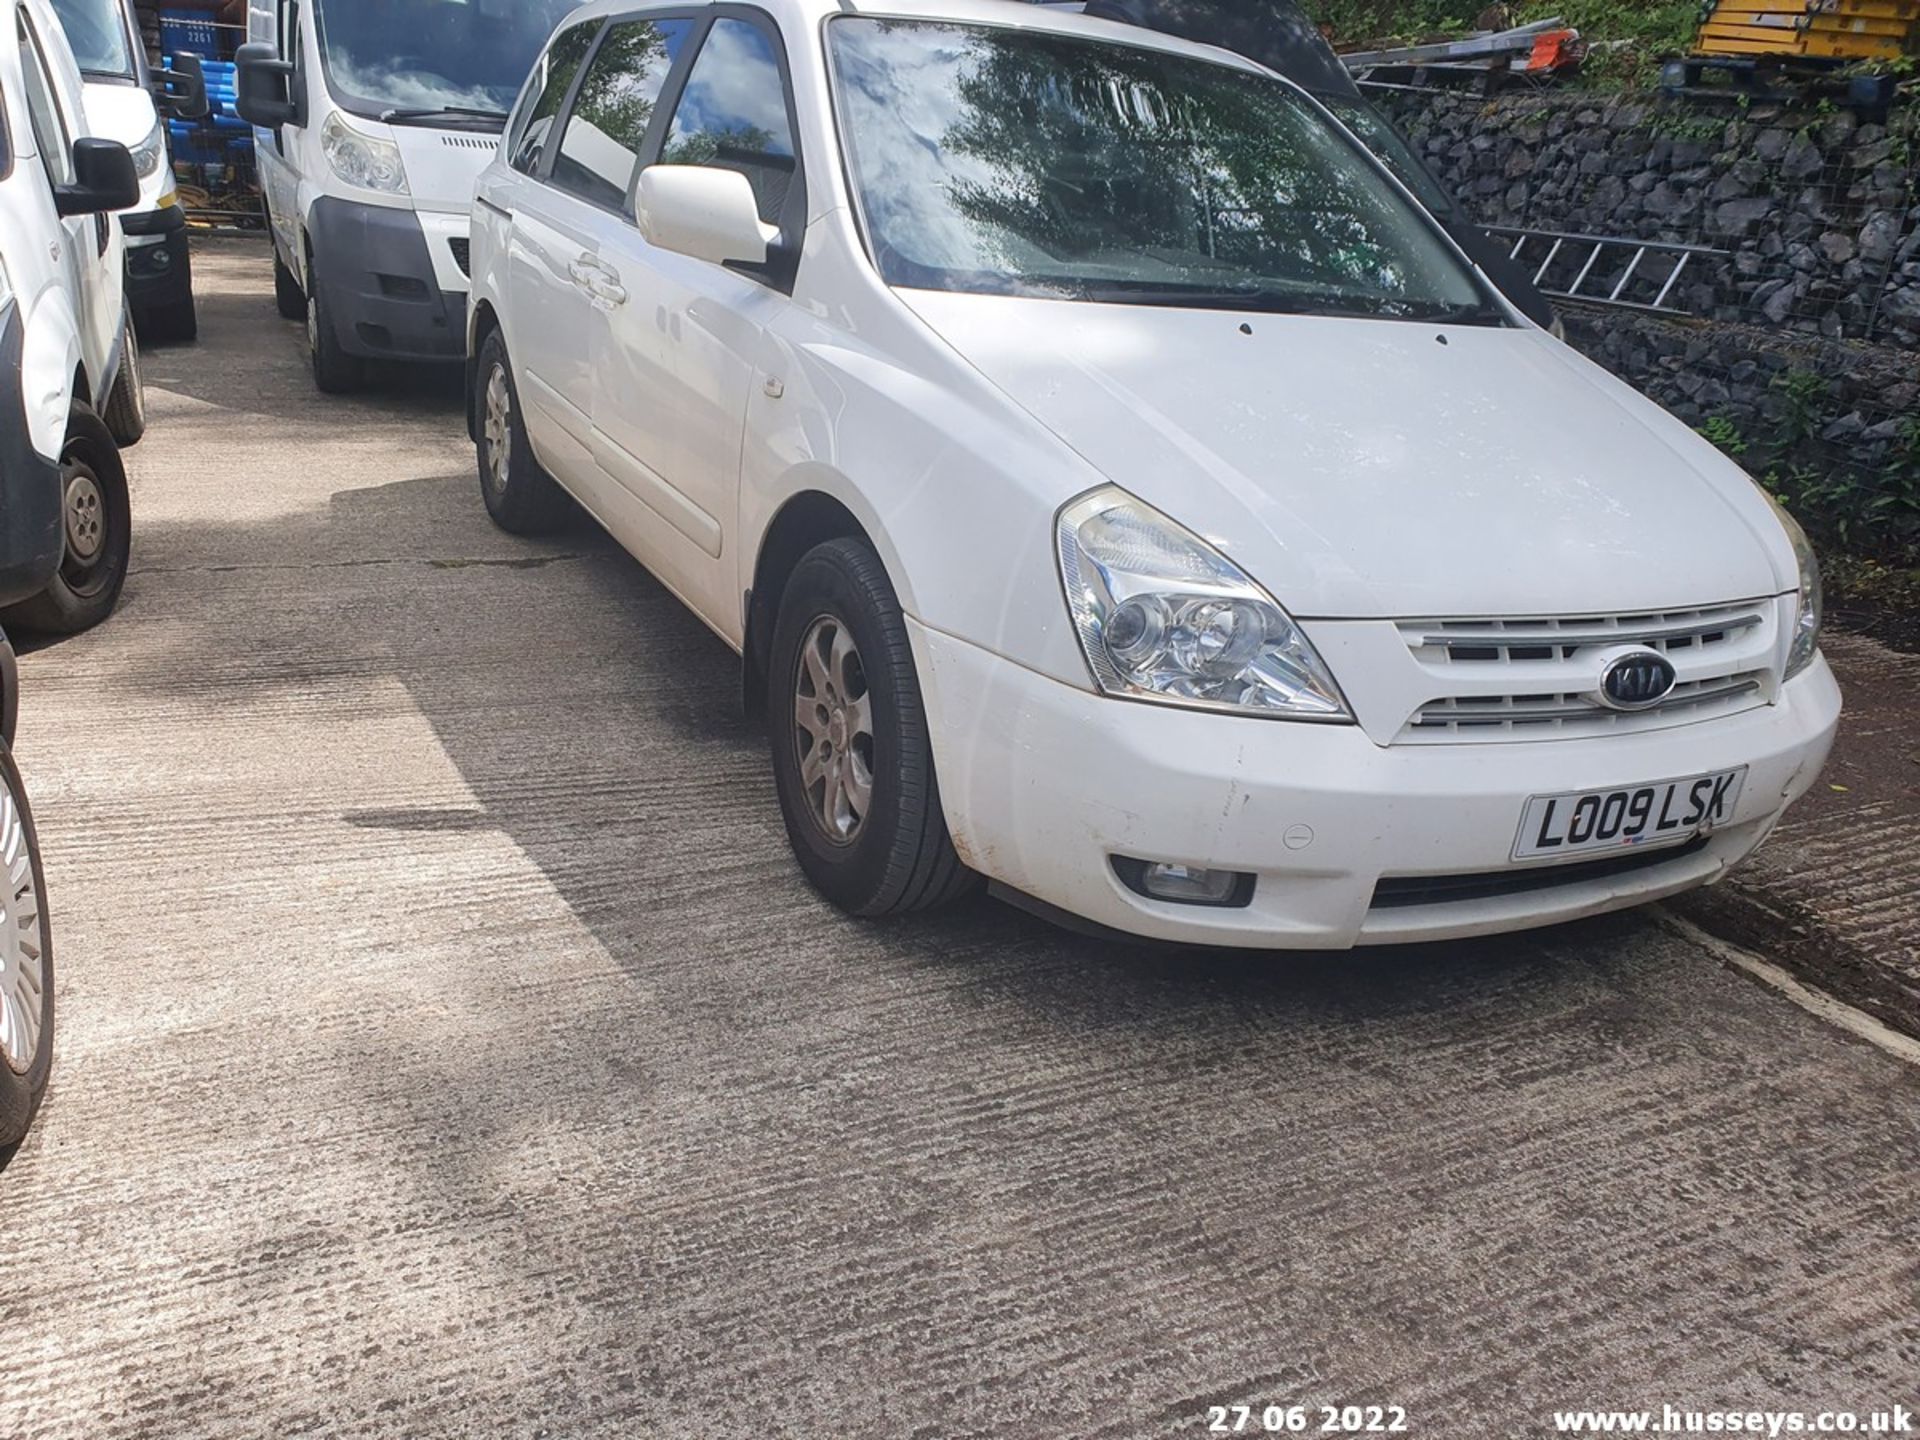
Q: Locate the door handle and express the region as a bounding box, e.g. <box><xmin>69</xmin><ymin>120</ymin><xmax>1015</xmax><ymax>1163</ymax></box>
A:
<box><xmin>568</xmin><ymin>256</ymin><xmax>628</xmax><ymax>309</ymax></box>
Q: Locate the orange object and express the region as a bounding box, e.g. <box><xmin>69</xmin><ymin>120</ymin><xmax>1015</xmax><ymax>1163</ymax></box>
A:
<box><xmin>1523</xmin><ymin>28</ymin><xmax>1585</xmax><ymax>70</ymax></box>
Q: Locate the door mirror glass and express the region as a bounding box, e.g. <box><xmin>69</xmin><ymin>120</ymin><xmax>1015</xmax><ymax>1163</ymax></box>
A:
<box><xmin>635</xmin><ymin>165</ymin><xmax>779</xmax><ymax>267</ymax></box>
<box><xmin>54</xmin><ymin>137</ymin><xmax>139</xmax><ymax>216</ymax></box>
<box><xmin>157</xmin><ymin>50</ymin><xmax>210</xmax><ymax>121</ymax></box>
<box><xmin>235</xmin><ymin>41</ymin><xmax>300</xmax><ymax>128</ymax></box>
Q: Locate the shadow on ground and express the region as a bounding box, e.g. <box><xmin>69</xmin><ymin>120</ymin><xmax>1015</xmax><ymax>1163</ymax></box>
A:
<box><xmin>53</xmin><ymin>419</ymin><xmax>1918</xmax><ymax>1436</ymax></box>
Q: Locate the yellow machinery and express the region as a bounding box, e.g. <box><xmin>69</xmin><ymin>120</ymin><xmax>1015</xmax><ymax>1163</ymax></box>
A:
<box><xmin>1695</xmin><ymin>0</ymin><xmax>1919</xmax><ymax>60</ymax></box>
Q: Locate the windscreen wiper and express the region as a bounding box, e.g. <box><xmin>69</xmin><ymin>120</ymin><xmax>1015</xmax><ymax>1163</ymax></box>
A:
<box><xmin>380</xmin><ymin>105</ymin><xmax>510</xmax><ymax>124</ymax></box>
<box><xmin>1401</xmin><ymin>299</ymin><xmax>1510</xmax><ymax>326</ymax></box>
<box><xmin>1079</xmin><ymin>284</ymin><xmax>1312</xmax><ymax>313</ymax></box>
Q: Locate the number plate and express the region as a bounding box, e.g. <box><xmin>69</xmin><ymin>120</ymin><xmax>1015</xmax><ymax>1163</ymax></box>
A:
<box><xmin>1513</xmin><ymin>767</ymin><xmax>1747</xmax><ymax>861</ymax></box>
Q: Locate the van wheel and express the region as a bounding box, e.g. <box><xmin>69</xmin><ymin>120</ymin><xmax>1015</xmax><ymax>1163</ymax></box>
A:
<box><xmin>0</xmin><ymin>744</ymin><xmax>52</xmax><ymax>1150</ymax></box>
<box><xmin>768</xmin><ymin>538</ymin><xmax>975</xmax><ymax>916</ymax></box>
<box><xmin>0</xmin><ymin>404</ymin><xmax>131</xmax><ymax>636</ymax></box>
<box><xmin>274</xmin><ymin>250</ymin><xmax>305</xmax><ymax>321</ymax></box>
<box><xmin>307</xmin><ymin>275</ymin><xmax>362</xmax><ymax>394</ymax></box>
<box><xmin>474</xmin><ymin>330</ymin><xmax>565</xmax><ymax>534</ymax></box>
<box><xmin>103</xmin><ymin>319</ymin><xmax>146</xmax><ymax>448</ymax></box>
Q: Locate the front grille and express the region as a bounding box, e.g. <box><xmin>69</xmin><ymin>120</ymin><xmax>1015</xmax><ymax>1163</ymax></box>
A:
<box><xmin>1370</xmin><ymin>837</ymin><xmax>1709</xmax><ymax>910</ymax></box>
<box><xmin>448</xmin><ymin>238</ymin><xmax>471</xmax><ymax>276</ymax></box>
<box><xmin>1394</xmin><ymin>600</ymin><xmax>1776</xmax><ymax>743</ymax></box>
<box><xmin>1411</xmin><ymin>670</ymin><xmax>1769</xmax><ymax>737</ymax></box>
<box><xmin>1402</xmin><ymin>602</ymin><xmax>1765</xmax><ymax>664</ymax></box>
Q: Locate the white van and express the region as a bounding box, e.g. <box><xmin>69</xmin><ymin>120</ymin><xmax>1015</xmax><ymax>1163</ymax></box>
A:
<box><xmin>2</xmin><ymin>0</ymin><xmax>143</xmax><ymax>635</ymax></box>
<box><xmin>47</xmin><ymin>0</ymin><xmax>206</xmax><ymax>341</ymax></box>
<box><xmin>236</xmin><ymin>0</ymin><xmax>588</xmax><ymax>392</ymax></box>
<box><xmin>0</xmin><ymin>0</ymin><xmax>143</xmax><ymax>1147</ymax></box>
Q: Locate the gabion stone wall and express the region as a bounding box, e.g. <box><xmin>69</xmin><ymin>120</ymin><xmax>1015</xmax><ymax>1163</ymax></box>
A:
<box><xmin>1374</xmin><ymin>87</ymin><xmax>1920</xmax><ymax>561</ymax></box>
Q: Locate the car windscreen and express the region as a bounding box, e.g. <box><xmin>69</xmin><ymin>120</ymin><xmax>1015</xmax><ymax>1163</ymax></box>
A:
<box><xmin>312</xmin><ymin>0</ymin><xmax>592</xmax><ymax>125</ymax></box>
<box><xmin>1317</xmin><ymin>94</ymin><xmax>1455</xmax><ymax>218</ymax></box>
<box><xmin>50</xmin><ymin>0</ymin><xmax>135</xmax><ymax>79</ymax></box>
<box><xmin>826</xmin><ymin>18</ymin><xmax>1496</xmax><ymax>320</ymax></box>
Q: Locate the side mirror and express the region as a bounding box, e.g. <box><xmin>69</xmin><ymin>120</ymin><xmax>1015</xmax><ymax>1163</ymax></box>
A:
<box><xmin>235</xmin><ymin>42</ymin><xmax>299</xmax><ymax>129</ymax></box>
<box><xmin>157</xmin><ymin>51</ymin><xmax>209</xmax><ymax>121</ymax></box>
<box><xmin>636</xmin><ymin>166</ymin><xmax>779</xmax><ymax>268</ymax></box>
<box><xmin>54</xmin><ymin>138</ymin><xmax>139</xmax><ymax>216</ymax></box>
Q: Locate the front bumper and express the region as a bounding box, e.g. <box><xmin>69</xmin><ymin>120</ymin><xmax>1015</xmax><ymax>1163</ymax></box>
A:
<box><xmin>308</xmin><ymin>197</ymin><xmax>467</xmax><ymax>363</ymax></box>
<box><xmin>911</xmin><ymin>620</ymin><xmax>1842</xmax><ymax>949</ymax></box>
<box><xmin>123</xmin><ymin>204</ymin><xmax>193</xmax><ymax>312</ymax></box>
<box><xmin>0</xmin><ymin>304</ymin><xmax>64</xmax><ymax>611</ymax></box>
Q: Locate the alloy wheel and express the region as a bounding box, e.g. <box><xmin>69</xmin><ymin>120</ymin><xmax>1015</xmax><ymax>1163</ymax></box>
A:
<box><xmin>792</xmin><ymin>615</ymin><xmax>875</xmax><ymax>843</ymax></box>
<box><xmin>0</xmin><ymin>777</ymin><xmax>46</xmax><ymax>1075</ymax></box>
<box><xmin>483</xmin><ymin>364</ymin><xmax>512</xmax><ymax>494</ymax></box>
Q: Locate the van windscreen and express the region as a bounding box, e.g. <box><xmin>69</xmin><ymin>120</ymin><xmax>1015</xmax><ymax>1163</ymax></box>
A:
<box><xmin>313</xmin><ymin>0</ymin><xmax>591</xmax><ymax>124</ymax></box>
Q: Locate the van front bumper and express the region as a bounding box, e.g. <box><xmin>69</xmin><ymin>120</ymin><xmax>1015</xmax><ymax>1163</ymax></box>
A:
<box><xmin>308</xmin><ymin>197</ymin><xmax>467</xmax><ymax>363</ymax></box>
<box><xmin>123</xmin><ymin>204</ymin><xmax>193</xmax><ymax>314</ymax></box>
<box><xmin>910</xmin><ymin>620</ymin><xmax>1842</xmax><ymax>949</ymax></box>
<box><xmin>0</xmin><ymin>304</ymin><xmax>64</xmax><ymax>611</ymax></box>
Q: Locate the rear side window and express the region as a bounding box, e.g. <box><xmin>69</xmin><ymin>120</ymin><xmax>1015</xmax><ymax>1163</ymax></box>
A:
<box><xmin>17</xmin><ymin>12</ymin><xmax>74</xmax><ymax>186</ymax></box>
<box><xmin>549</xmin><ymin>17</ymin><xmax>692</xmax><ymax>211</ymax></box>
<box><xmin>655</xmin><ymin>17</ymin><xmax>795</xmax><ymax>228</ymax></box>
<box><xmin>509</xmin><ymin>20</ymin><xmax>598</xmax><ymax>175</ymax></box>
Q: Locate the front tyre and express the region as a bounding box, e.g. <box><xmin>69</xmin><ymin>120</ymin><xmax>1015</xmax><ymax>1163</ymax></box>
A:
<box><xmin>0</xmin><ymin>745</ymin><xmax>53</xmax><ymax>1149</ymax></box>
<box><xmin>103</xmin><ymin>318</ymin><xmax>146</xmax><ymax>448</ymax></box>
<box><xmin>0</xmin><ymin>404</ymin><xmax>132</xmax><ymax>636</ymax></box>
<box><xmin>768</xmin><ymin>538</ymin><xmax>975</xmax><ymax>916</ymax></box>
<box><xmin>474</xmin><ymin>330</ymin><xmax>566</xmax><ymax>534</ymax></box>
<box><xmin>306</xmin><ymin>267</ymin><xmax>363</xmax><ymax>395</ymax></box>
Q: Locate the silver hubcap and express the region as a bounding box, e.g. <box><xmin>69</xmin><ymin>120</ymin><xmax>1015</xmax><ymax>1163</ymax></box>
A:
<box><xmin>0</xmin><ymin>777</ymin><xmax>45</xmax><ymax>1075</ymax></box>
<box><xmin>793</xmin><ymin>616</ymin><xmax>875</xmax><ymax>843</ymax></box>
<box><xmin>483</xmin><ymin>364</ymin><xmax>512</xmax><ymax>493</ymax></box>
<box><xmin>63</xmin><ymin>470</ymin><xmax>105</xmax><ymax>562</ymax></box>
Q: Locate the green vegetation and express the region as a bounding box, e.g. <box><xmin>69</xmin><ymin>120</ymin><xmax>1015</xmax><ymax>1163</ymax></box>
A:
<box><xmin>1697</xmin><ymin>389</ymin><xmax>1920</xmax><ymax>600</ymax></box>
<box><xmin>1697</xmin><ymin>415</ymin><xmax>1748</xmax><ymax>456</ymax></box>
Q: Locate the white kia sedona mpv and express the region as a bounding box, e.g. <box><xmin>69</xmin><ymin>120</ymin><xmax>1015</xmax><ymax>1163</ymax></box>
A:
<box><xmin>465</xmin><ymin>0</ymin><xmax>1841</xmax><ymax>948</ymax></box>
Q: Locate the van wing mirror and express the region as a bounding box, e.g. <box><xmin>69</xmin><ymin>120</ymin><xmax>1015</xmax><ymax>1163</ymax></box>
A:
<box><xmin>635</xmin><ymin>166</ymin><xmax>780</xmax><ymax>268</ymax></box>
<box><xmin>235</xmin><ymin>42</ymin><xmax>300</xmax><ymax>129</ymax></box>
<box><xmin>157</xmin><ymin>51</ymin><xmax>209</xmax><ymax>120</ymax></box>
<box><xmin>54</xmin><ymin>138</ymin><xmax>140</xmax><ymax>217</ymax></box>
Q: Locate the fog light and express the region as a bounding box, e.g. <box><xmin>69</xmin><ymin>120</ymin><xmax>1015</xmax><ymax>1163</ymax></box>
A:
<box><xmin>1112</xmin><ymin>856</ymin><xmax>1254</xmax><ymax>908</ymax></box>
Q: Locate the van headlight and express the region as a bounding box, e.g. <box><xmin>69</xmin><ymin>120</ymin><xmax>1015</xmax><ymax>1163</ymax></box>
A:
<box><xmin>1056</xmin><ymin>487</ymin><xmax>1351</xmax><ymax>721</ymax></box>
<box><xmin>322</xmin><ymin>112</ymin><xmax>409</xmax><ymax>195</ymax></box>
<box><xmin>1771</xmin><ymin>499</ymin><xmax>1823</xmax><ymax>678</ymax></box>
<box><xmin>129</xmin><ymin>118</ymin><xmax>167</xmax><ymax>179</ymax></box>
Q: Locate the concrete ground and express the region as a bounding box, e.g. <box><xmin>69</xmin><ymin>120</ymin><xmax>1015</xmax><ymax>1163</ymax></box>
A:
<box><xmin>2</xmin><ymin>239</ymin><xmax>1916</xmax><ymax>1439</ymax></box>
<box><xmin>1678</xmin><ymin>631</ymin><xmax>1920</xmax><ymax>1038</ymax></box>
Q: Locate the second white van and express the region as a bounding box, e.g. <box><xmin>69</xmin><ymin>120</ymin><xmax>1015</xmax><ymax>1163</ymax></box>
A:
<box><xmin>236</xmin><ymin>0</ymin><xmax>587</xmax><ymax>392</ymax></box>
<box><xmin>48</xmin><ymin>0</ymin><xmax>206</xmax><ymax>341</ymax></box>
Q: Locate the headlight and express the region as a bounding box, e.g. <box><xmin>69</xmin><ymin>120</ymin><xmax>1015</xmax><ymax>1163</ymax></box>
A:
<box><xmin>1770</xmin><ymin>497</ymin><xmax>1823</xmax><ymax>678</ymax></box>
<box><xmin>129</xmin><ymin>118</ymin><xmax>167</xmax><ymax>179</ymax></box>
<box><xmin>1056</xmin><ymin>486</ymin><xmax>1351</xmax><ymax>721</ymax></box>
<box><xmin>322</xmin><ymin>112</ymin><xmax>409</xmax><ymax>195</ymax></box>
